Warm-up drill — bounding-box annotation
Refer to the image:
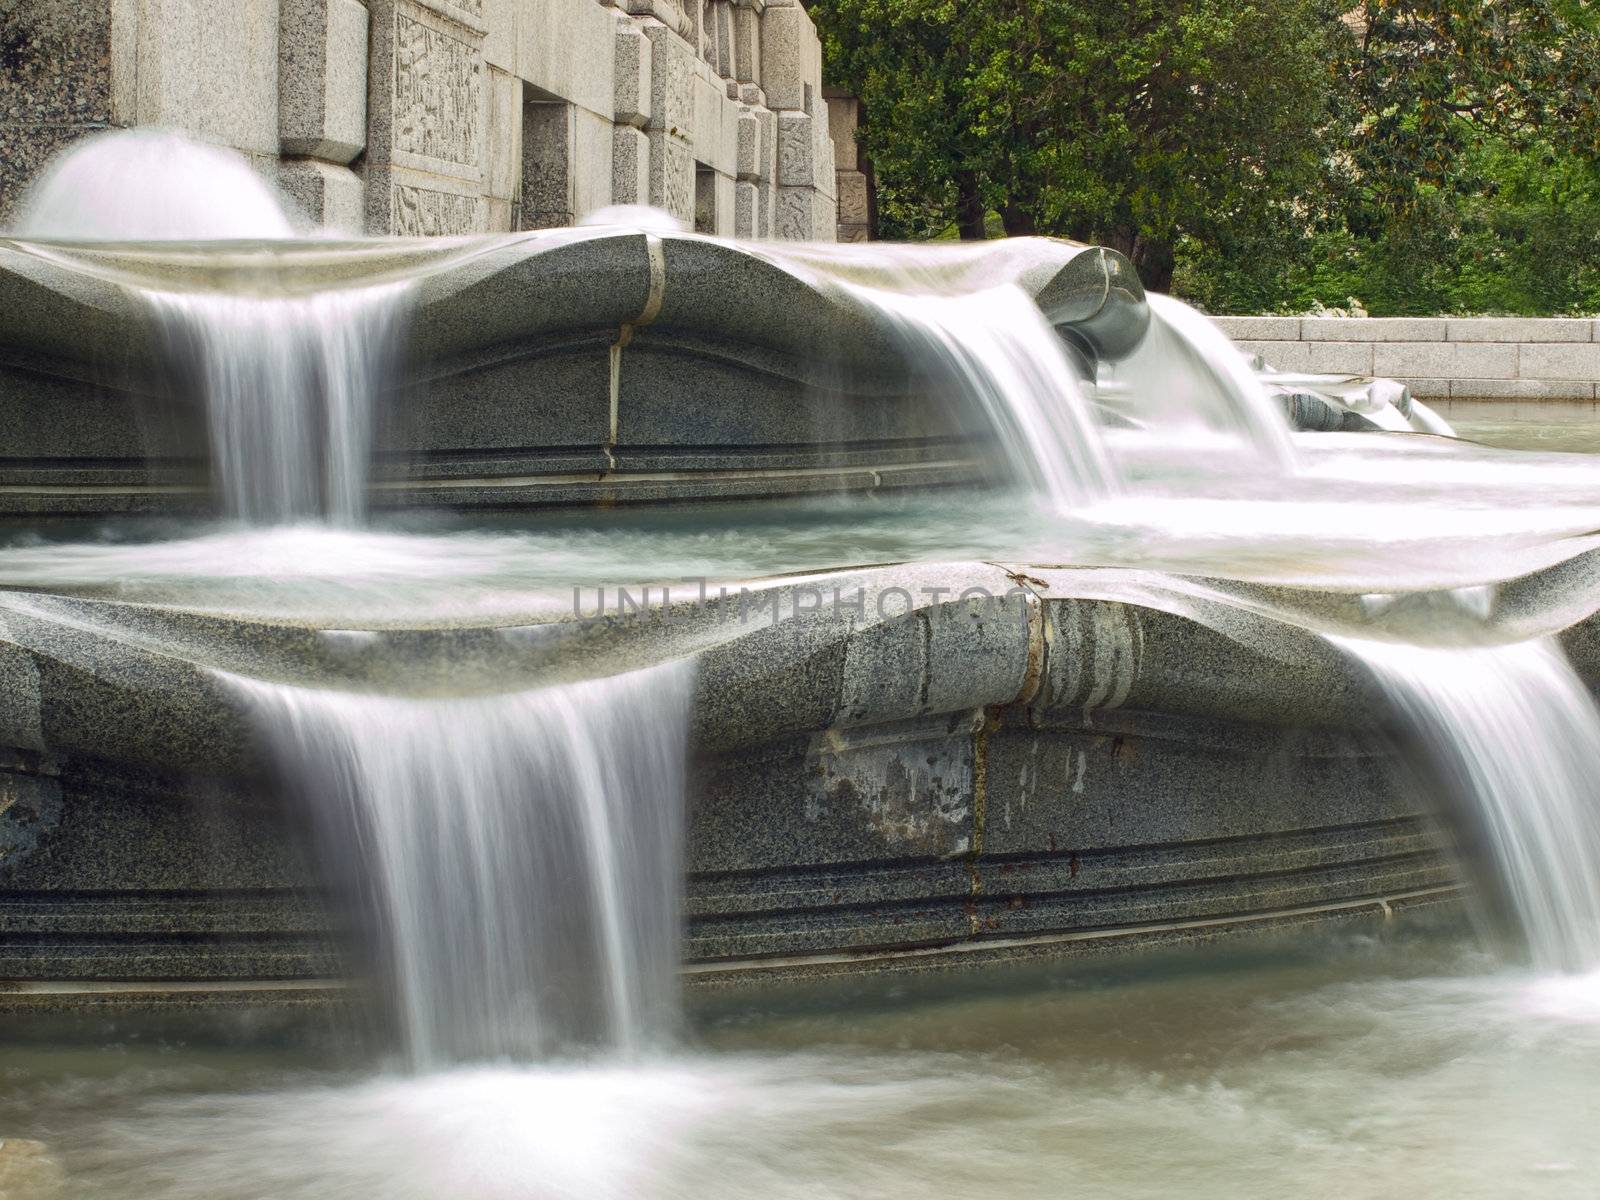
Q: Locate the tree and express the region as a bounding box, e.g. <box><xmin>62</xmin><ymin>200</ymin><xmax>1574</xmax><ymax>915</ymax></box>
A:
<box><xmin>812</xmin><ymin>0</ymin><xmax>1342</xmax><ymax>291</ymax></box>
<box><xmin>1338</xmin><ymin>0</ymin><xmax>1600</xmax><ymax>222</ymax></box>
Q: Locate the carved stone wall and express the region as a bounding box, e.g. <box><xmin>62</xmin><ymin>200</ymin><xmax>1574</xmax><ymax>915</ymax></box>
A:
<box><xmin>0</xmin><ymin>0</ymin><xmax>838</xmax><ymax>241</ymax></box>
<box><xmin>366</xmin><ymin>0</ymin><xmax>489</xmax><ymax>236</ymax></box>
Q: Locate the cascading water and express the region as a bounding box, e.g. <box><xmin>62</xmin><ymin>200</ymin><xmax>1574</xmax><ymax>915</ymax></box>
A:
<box><xmin>844</xmin><ymin>282</ymin><xmax>1117</xmax><ymax>509</ymax></box>
<box><xmin>1098</xmin><ymin>292</ymin><xmax>1296</xmax><ymax>467</ymax></box>
<box><xmin>1334</xmin><ymin>635</ymin><xmax>1600</xmax><ymax>972</ymax></box>
<box><xmin>13</xmin><ymin>128</ymin><xmax>410</xmax><ymax>524</ymax></box>
<box><xmin>148</xmin><ymin>283</ymin><xmax>408</xmax><ymax>524</ymax></box>
<box><xmin>228</xmin><ymin>661</ymin><xmax>695</xmax><ymax>1067</ymax></box>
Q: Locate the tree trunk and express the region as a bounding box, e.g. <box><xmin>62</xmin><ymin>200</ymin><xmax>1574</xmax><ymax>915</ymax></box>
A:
<box><xmin>1103</xmin><ymin>229</ymin><xmax>1175</xmax><ymax>293</ymax></box>
<box><xmin>1132</xmin><ymin>235</ymin><xmax>1175</xmax><ymax>294</ymax></box>
<box><xmin>999</xmin><ymin>203</ymin><xmax>1037</xmax><ymax>237</ymax></box>
<box><xmin>955</xmin><ymin>171</ymin><xmax>987</xmax><ymax>240</ymax></box>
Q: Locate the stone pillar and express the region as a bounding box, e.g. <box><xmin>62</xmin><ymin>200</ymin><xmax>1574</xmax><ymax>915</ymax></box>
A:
<box><xmin>483</xmin><ymin>66</ymin><xmax>522</xmax><ymax>231</ymax></box>
<box><xmin>824</xmin><ymin>86</ymin><xmax>872</xmax><ymax>241</ymax></box>
<box><xmin>730</xmin><ymin>0</ymin><xmax>763</xmax><ymax>93</ymax></box>
<box><xmin>760</xmin><ymin>0</ymin><xmax>835</xmax><ymax>240</ymax></box>
<box><xmin>279</xmin><ymin>0</ymin><xmax>369</xmax><ymax>232</ymax></box>
<box><xmin>644</xmin><ymin>22</ymin><xmax>696</xmax><ymax>225</ymax></box>
<box><xmin>611</xmin><ymin>16</ymin><xmax>653</xmax><ymax>205</ymax></box>
<box><xmin>365</xmin><ymin>0</ymin><xmax>490</xmax><ymax>235</ymax></box>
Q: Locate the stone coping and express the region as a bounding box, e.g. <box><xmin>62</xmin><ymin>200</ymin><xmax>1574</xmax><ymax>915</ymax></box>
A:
<box><xmin>1217</xmin><ymin>316</ymin><xmax>1600</xmax><ymax>402</ymax></box>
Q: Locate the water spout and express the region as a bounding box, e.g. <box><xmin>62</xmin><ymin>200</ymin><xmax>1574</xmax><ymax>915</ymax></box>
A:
<box><xmin>12</xmin><ymin>129</ymin><xmax>295</xmax><ymax>241</ymax></box>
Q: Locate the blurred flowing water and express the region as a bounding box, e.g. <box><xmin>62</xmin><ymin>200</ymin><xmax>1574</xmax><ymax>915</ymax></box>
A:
<box><xmin>1334</xmin><ymin>637</ymin><xmax>1600</xmax><ymax>971</ymax></box>
<box><xmin>229</xmin><ymin>662</ymin><xmax>694</xmax><ymax>1068</ymax></box>
<box><xmin>147</xmin><ymin>284</ymin><xmax>408</xmax><ymax>523</ymax></box>
<box><xmin>5</xmin><ymin>127</ymin><xmax>1600</xmax><ymax>1199</ymax></box>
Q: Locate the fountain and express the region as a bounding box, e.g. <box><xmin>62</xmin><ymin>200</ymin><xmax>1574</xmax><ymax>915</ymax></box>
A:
<box><xmin>2</xmin><ymin>128</ymin><xmax>1600</xmax><ymax>1197</ymax></box>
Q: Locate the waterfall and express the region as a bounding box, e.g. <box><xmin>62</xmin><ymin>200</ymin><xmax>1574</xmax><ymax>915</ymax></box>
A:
<box><xmin>1099</xmin><ymin>292</ymin><xmax>1296</xmax><ymax>466</ymax></box>
<box><xmin>227</xmin><ymin>661</ymin><xmax>695</xmax><ymax>1068</ymax></box>
<box><xmin>1335</xmin><ymin>635</ymin><xmax>1600</xmax><ymax>971</ymax></box>
<box><xmin>147</xmin><ymin>283</ymin><xmax>408</xmax><ymax>524</ymax></box>
<box><xmin>847</xmin><ymin>283</ymin><xmax>1117</xmax><ymax>510</ymax></box>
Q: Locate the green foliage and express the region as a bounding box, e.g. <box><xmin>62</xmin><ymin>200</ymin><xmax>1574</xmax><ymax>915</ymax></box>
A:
<box><xmin>813</xmin><ymin>0</ymin><xmax>1341</xmax><ymax>290</ymax></box>
<box><xmin>815</xmin><ymin>0</ymin><xmax>1600</xmax><ymax>314</ymax></box>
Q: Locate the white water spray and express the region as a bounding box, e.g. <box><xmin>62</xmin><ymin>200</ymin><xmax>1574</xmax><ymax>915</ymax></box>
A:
<box><xmin>1335</xmin><ymin>635</ymin><xmax>1600</xmax><ymax>971</ymax></box>
<box><xmin>229</xmin><ymin>661</ymin><xmax>695</xmax><ymax>1067</ymax></box>
<box><xmin>12</xmin><ymin>129</ymin><xmax>296</xmax><ymax>241</ymax></box>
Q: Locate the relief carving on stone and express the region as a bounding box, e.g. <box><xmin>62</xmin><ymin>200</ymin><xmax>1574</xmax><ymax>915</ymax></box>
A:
<box><xmin>657</xmin><ymin>136</ymin><xmax>695</xmax><ymax>222</ymax></box>
<box><xmin>394</xmin><ymin>12</ymin><xmax>483</xmax><ymax>169</ymax></box>
<box><xmin>393</xmin><ymin>184</ymin><xmax>482</xmax><ymax>235</ymax></box>
<box><xmin>775</xmin><ymin>189</ymin><xmax>811</xmax><ymax>241</ymax></box>
<box><xmin>777</xmin><ymin>114</ymin><xmax>814</xmax><ymax>187</ymax></box>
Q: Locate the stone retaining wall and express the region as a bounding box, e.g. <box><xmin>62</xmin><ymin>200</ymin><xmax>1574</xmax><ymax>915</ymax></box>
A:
<box><xmin>1215</xmin><ymin>316</ymin><xmax>1600</xmax><ymax>401</ymax></box>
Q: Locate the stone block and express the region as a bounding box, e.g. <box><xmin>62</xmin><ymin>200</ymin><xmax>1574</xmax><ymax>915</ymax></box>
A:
<box><xmin>826</xmin><ymin>91</ymin><xmax>858</xmax><ymax>170</ymax></box>
<box><xmin>410</xmin><ymin>0</ymin><xmax>488</xmax><ymax>32</ymax></box>
<box><xmin>735</xmin><ymin>110</ymin><xmax>761</xmax><ymax>179</ymax></box>
<box><xmin>1369</xmin><ymin>342</ymin><xmax>1516</xmax><ymax>380</ymax></box>
<box><xmin>715</xmin><ymin>0</ymin><xmax>735</xmax><ymax>78</ymax></box>
<box><xmin>485</xmin><ymin>195</ymin><xmax>515</xmax><ymax>231</ymax></box>
<box><xmin>811</xmin><ymin>95</ymin><xmax>835</xmax><ymax>198</ymax></box>
<box><xmin>756</xmin><ymin>106</ymin><xmax>777</xmax><ymax>175</ymax></box>
<box><xmin>775</xmin><ymin>184</ymin><xmax>831</xmax><ymax>240</ymax></box>
<box><xmin>0</xmin><ymin>2</ymin><xmax>114</xmax><ymax>223</ymax></box>
<box><xmin>837</xmin><ymin>222</ymin><xmax>870</xmax><ymax>242</ymax></box>
<box><xmin>130</xmin><ymin>0</ymin><xmax>283</xmax><ymax>156</ymax></box>
<box><xmin>365</xmin><ymin>0</ymin><xmax>488</xmax><ymax>231</ymax></box>
<box><xmin>1236</xmin><ymin>339</ymin><xmax>1311</xmax><ymax>371</ymax></box>
<box><xmin>485</xmin><ymin>66</ymin><xmax>521</xmax><ymax>201</ymax></box>
<box><xmin>1302</xmin><ymin>340</ymin><xmax>1373</xmax><ymax>376</ymax></box>
<box><xmin>517</xmin><ymin>0</ymin><xmax>617</xmax><ymax>119</ymax></box>
<box><xmin>614</xmin><ymin>22</ymin><xmax>652</xmax><ymax>126</ymax></box>
<box><xmin>621</xmin><ymin>0</ymin><xmax>696</xmax><ymax>43</ymax></box>
<box><xmin>571</xmin><ymin>106</ymin><xmax>617</xmax><ymax>218</ymax></box>
<box><xmin>759</xmin><ymin>3</ymin><xmax>820</xmax><ymax>113</ymax></box>
<box><xmin>612</xmin><ymin>123</ymin><xmax>650</xmax><ymax>204</ymax></box>
<box><xmin>279</xmin><ymin>0</ymin><xmax>370</xmax><ymax>164</ymax></box>
<box><xmin>1301</xmin><ymin>317</ymin><xmax>1446</xmax><ymax>341</ymax></box>
<box><xmin>645</xmin><ymin>23</ymin><xmax>695</xmax><ymax>134</ymax></box>
<box><xmin>390</xmin><ymin>178</ymin><xmax>487</xmax><ymax>234</ymax></box>
<box><xmin>1445</xmin><ymin>317</ymin><xmax>1593</xmax><ymax>343</ymax></box>
<box><xmin>734</xmin><ymin>179</ymin><xmax>758</xmax><ymax>236</ymax></box>
<box><xmin>1392</xmin><ymin>377</ymin><xmax>1450</xmax><ymax>399</ymax></box>
<box><xmin>777</xmin><ymin>110</ymin><xmax>816</xmax><ymax>186</ymax></box>
<box><xmin>837</xmin><ymin>168</ymin><xmax>869</xmax><ymax>225</ymax></box>
<box><xmin>648</xmin><ymin>130</ymin><xmax>695</xmax><ymax>223</ymax></box>
<box><xmin>1450</xmin><ymin>378</ymin><xmax>1595</xmax><ymax>401</ymax></box>
<box><xmin>277</xmin><ymin>159</ymin><xmax>364</xmax><ymax>233</ymax></box>
<box><xmin>481</xmin><ymin>0</ymin><xmax>518</xmax><ymax>70</ymax></box>
<box><xmin>1213</xmin><ymin>316</ymin><xmax>1301</xmax><ymax>341</ymax></box>
<box><xmin>692</xmin><ymin>72</ymin><xmax>732</xmax><ymax>169</ymax></box>
<box><xmin>714</xmin><ymin>169</ymin><xmax>737</xmax><ymax>236</ymax></box>
<box><xmin>1519</xmin><ymin>342</ymin><xmax>1600</xmax><ymax>380</ymax></box>
<box><xmin>731</xmin><ymin>4</ymin><xmax>760</xmax><ymax>83</ymax></box>
<box><xmin>521</xmin><ymin>98</ymin><xmax>575</xmax><ymax>227</ymax></box>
